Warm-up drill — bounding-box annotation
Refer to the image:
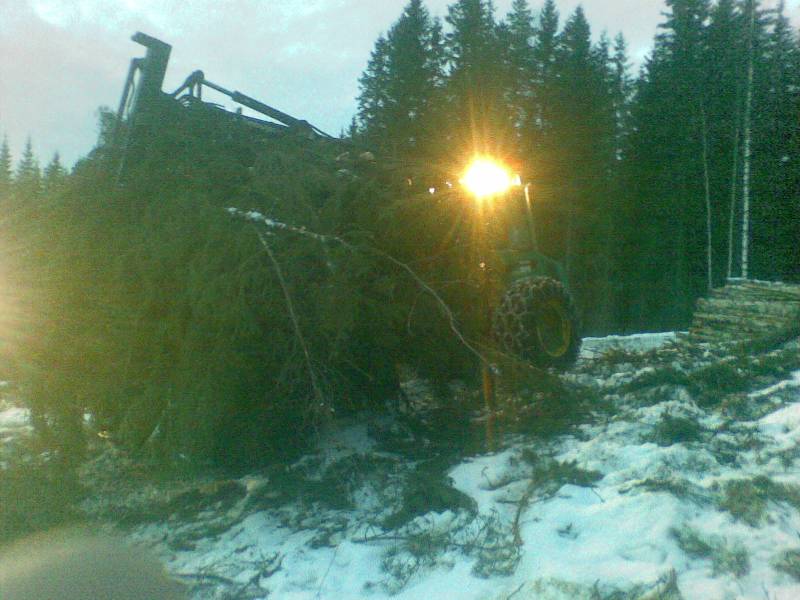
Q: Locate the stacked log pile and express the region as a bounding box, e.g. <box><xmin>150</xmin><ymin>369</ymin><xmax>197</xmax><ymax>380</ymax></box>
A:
<box><xmin>687</xmin><ymin>279</ymin><xmax>800</xmax><ymax>344</ymax></box>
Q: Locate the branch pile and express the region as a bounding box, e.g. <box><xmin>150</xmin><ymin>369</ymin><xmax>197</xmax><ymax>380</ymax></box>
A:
<box><xmin>1</xmin><ymin>103</ymin><xmax>486</xmax><ymax>467</ymax></box>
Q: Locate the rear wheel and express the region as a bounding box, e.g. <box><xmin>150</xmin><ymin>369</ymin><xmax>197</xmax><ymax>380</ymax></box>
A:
<box><xmin>492</xmin><ymin>277</ymin><xmax>581</xmax><ymax>368</ymax></box>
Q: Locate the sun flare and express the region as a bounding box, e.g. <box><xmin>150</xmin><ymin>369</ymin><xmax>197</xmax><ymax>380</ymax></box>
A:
<box><xmin>460</xmin><ymin>157</ymin><xmax>516</xmax><ymax>199</ymax></box>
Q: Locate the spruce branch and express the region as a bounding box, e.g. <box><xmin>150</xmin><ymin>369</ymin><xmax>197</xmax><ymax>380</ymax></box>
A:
<box><xmin>255</xmin><ymin>228</ymin><xmax>328</xmax><ymax>416</ymax></box>
<box><xmin>228</xmin><ymin>207</ymin><xmax>492</xmax><ymax>368</ymax></box>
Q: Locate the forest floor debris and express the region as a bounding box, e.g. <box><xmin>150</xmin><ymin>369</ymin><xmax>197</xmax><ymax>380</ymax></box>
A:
<box><xmin>3</xmin><ymin>332</ymin><xmax>800</xmax><ymax>598</ymax></box>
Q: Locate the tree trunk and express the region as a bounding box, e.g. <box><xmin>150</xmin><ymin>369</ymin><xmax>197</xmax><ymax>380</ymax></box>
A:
<box><xmin>727</xmin><ymin>109</ymin><xmax>740</xmax><ymax>281</ymax></box>
<box><xmin>700</xmin><ymin>105</ymin><xmax>713</xmax><ymax>291</ymax></box>
<box><xmin>674</xmin><ymin>187</ymin><xmax>690</xmax><ymax>325</ymax></box>
<box><xmin>741</xmin><ymin>0</ymin><xmax>756</xmax><ymax>279</ymax></box>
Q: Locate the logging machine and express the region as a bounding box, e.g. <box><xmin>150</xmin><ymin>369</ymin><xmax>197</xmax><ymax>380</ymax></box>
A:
<box><xmin>112</xmin><ymin>32</ymin><xmax>581</xmax><ymax>370</ymax></box>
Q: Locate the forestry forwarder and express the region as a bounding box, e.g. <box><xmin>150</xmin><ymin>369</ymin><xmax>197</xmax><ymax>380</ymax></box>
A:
<box><xmin>113</xmin><ymin>32</ymin><xmax>581</xmax><ymax>371</ymax></box>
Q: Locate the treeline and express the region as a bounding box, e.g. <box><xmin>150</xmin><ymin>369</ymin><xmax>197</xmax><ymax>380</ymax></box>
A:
<box><xmin>0</xmin><ymin>136</ymin><xmax>70</xmax><ymax>200</ymax></box>
<box><xmin>351</xmin><ymin>0</ymin><xmax>800</xmax><ymax>332</ymax></box>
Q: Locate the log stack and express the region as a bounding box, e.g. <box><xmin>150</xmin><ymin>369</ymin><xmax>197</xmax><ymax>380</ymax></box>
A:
<box><xmin>687</xmin><ymin>279</ymin><xmax>800</xmax><ymax>344</ymax></box>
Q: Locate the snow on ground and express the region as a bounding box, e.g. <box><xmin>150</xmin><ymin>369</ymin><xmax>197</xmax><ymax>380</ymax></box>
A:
<box><xmin>0</xmin><ymin>392</ymin><xmax>31</xmax><ymax>468</ymax></box>
<box><xmin>5</xmin><ymin>333</ymin><xmax>800</xmax><ymax>599</ymax></box>
<box><xmin>0</xmin><ymin>405</ymin><xmax>29</xmax><ymax>436</ymax></box>
<box><xmin>122</xmin><ymin>332</ymin><xmax>800</xmax><ymax>599</ymax></box>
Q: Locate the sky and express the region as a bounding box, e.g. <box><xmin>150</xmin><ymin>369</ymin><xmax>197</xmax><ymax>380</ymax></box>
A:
<box><xmin>1</xmin><ymin>0</ymin><xmax>798</xmax><ymax>169</ymax></box>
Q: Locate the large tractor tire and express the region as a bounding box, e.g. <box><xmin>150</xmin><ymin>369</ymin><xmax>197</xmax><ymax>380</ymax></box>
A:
<box><xmin>492</xmin><ymin>276</ymin><xmax>581</xmax><ymax>369</ymax></box>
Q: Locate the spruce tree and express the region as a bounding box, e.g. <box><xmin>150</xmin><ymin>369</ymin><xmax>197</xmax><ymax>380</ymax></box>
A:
<box><xmin>533</xmin><ymin>0</ymin><xmax>560</xmax><ymax>85</ymax></box>
<box><xmin>625</xmin><ymin>0</ymin><xmax>713</xmax><ymax>327</ymax></box>
<box><xmin>43</xmin><ymin>152</ymin><xmax>68</xmax><ymax>196</ymax></box>
<box><xmin>444</xmin><ymin>0</ymin><xmax>511</xmax><ymax>152</ymax></box>
<box><xmin>706</xmin><ymin>0</ymin><xmax>744</xmax><ymax>282</ymax></box>
<box><xmin>384</xmin><ymin>0</ymin><xmax>444</xmax><ymax>157</ymax></box>
<box><xmin>445</xmin><ymin>0</ymin><xmax>498</xmax><ymax>76</ymax></box>
<box><xmin>529</xmin><ymin>0</ymin><xmax>560</xmax><ymax>172</ymax></box>
<box><xmin>15</xmin><ymin>137</ymin><xmax>41</xmax><ymax>199</ymax></box>
<box><xmin>750</xmin><ymin>0</ymin><xmax>799</xmax><ymax>280</ymax></box>
<box><xmin>610</xmin><ymin>33</ymin><xmax>633</xmax><ymax>162</ymax></box>
<box><xmin>357</xmin><ymin>34</ymin><xmax>391</xmax><ymax>145</ymax></box>
<box><xmin>501</xmin><ymin>0</ymin><xmax>536</xmax><ymax>134</ymax></box>
<box><xmin>553</xmin><ymin>6</ymin><xmax>607</xmax><ymax>180</ymax></box>
<box><xmin>356</xmin><ymin>0</ymin><xmax>444</xmax><ymax>159</ymax></box>
<box><xmin>0</xmin><ymin>135</ymin><xmax>12</xmax><ymax>200</ymax></box>
<box><xmin>552</xmin><ymin>7</ymin><xmax>617</xmax><ymax>330</ymax></box>
<box><xmin>607</xmin><ymin>33</ymin><xmax>639</xmax><ymax>327</ymax></box>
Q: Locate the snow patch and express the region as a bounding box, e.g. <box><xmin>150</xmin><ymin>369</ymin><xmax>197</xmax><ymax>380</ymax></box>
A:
<box><xmin>104</xmin><ymin>334</ymin><xmax>800</xmax><ymax>599</ymax></box>
<box><xmin>751</xmin><ymin>370</ymin><xmax>800</xmax><ymax>400</ymax></box>
<box><xmin>580</xmin><ymin>331</ymin><xmax>677</xmax><ymax>359</ymax></box>
<box><xmin>0</xmin><ymin>405</ymin><xmax>29</xmax><ymax>433</ymax></box>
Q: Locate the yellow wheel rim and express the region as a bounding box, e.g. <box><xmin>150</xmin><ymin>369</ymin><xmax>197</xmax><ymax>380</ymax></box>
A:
<box><xmin>536</xmin><ymin>298</ymin><xmax>571</xmax><ymax>358</ymax></box>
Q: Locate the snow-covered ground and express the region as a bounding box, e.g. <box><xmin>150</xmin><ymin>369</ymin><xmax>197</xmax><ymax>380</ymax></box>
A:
<box><xmin>0</xmin><ymin>405</ymin><xmax>28</xmax><ymax>437</ymax></box>
<box><xmin>0</xmin><ymin>390</ymin><xmax>31</xmax><ymax>470</ymax></box>
<box><xmin>4</xmin><ymin>333</ymin><xmax>800</xmax><ymax>599</ymax></box>
<box><xmin>130</xmin><ymin>333</ymin><xmax>800</xmax><ymax>599</ymax></box>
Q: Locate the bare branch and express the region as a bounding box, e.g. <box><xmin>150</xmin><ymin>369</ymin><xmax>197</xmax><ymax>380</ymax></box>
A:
<box><xmin>255</xmin><ymin>229</ymin><xmax>327</xmax><ymax>414</ymax></box>
<box><xmin>230</xmin><ymin>208</ymin><xmax>492</xmax><ymax>368</ymax></box>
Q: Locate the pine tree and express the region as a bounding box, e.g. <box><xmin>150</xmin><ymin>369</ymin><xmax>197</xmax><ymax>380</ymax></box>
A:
<box><xmin>15</xmin><ymin>137</ymin><xmax>41</xmax><ymax>199</ymax></box>
<box><xmin>0</xmin><ymin>135</ymin><xmax>12</xmax><ymax>199</ymax></box>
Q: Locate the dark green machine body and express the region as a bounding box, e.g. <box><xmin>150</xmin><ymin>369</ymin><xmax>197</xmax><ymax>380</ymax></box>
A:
<box><xmin>495</xmin><ymin>185</ymin><xmax>568</xmax><ymax>288</ymax></box>
<box><xmin>490</xmin><ymin>184</ymin><xmax>581</xmax><ymax>368</ymax></box>
<box><xmin>113</xmin><ymin>32</ymin><xmax>332</xmax><ymax>184</ymax></box>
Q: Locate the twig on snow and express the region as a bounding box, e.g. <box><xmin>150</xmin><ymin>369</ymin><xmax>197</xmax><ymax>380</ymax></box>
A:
<box><xmin>589</xmin><ymin>487</ymin><xmax>605</xmax><ymax>503</ymax></box>
<box><xmin>315</xmin><ymin>543</ymin><xmax>340</xmax><ymax>600</ymax></box>
<box><xmin>512</xmin><ymin>479</ymin><xmax>540</xmax><ymax>547</ymax></box>
<box><xmin>174</xmin><ymin>571</ymin><xmax>237</xmax><ymax>585</ymax></box>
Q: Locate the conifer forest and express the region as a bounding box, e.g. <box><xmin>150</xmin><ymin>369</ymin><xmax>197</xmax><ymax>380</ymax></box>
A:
<box><xmin>351</xmin><ymin>0</ymin><xmax>799</xmax><ymax>332</ymax></box>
